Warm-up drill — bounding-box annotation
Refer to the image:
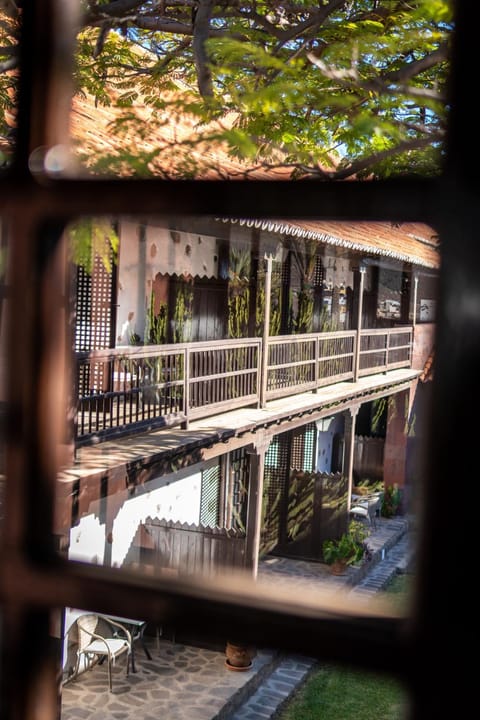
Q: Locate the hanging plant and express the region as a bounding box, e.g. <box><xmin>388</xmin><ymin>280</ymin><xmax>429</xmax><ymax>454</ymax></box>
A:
<box><xmin>173</xmin><ymin>276</ymin><xmax>194</xmax><ymax>342</ymax></box>
<box><xmin>291</xmin><ymin>238</ymin><xmax>318</xmax><ymax>334</ymax></box>
<box><xmin>228</xmin><ymin>247</ymin><xmax>250</xmax><ymax>338</ymax></box>
<box><xmin>67</xmin><ymin>218</ymin><xmax>119</xmax><ymax>274</ymax></box>
<box><xmin>255</xmin><ymin>259</ymin><xmax>282</xmax><ymax>337</ymax></box>
<box><xmin>146</xmin><ymin>289</ymin><xmax>167</xmax><ymax>345</ymax></box>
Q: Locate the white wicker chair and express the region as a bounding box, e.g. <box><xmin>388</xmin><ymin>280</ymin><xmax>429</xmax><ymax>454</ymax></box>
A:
<box><xmin>74</xmin><ymin>614</ymin><xmax>132</xmax><ymax>692</ymax></box>
<box><xmin>350</xmin><ymin>492</ymin><xmax>383</xmax><ymax>528</ymax></box>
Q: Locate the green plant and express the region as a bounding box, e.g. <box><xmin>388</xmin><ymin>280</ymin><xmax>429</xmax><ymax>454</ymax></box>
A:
<box><xmin>381</xmin><ymin>484</ymin><xmax>402</xmax><ymax>518</ymax></box>
<box><xmin>228</xmin><ymin>247</ymin><xmax>250</xmax><ymax>339</ymax></box>
<box><xmin>322</xmin><ymin>521</ymin><xmax>369</xmax><ymax>566</ymax></box>
<box><xmin>67</xmin><ymin>218</ymin><xmax>119</xmax><ymax>274</ymax></box>
<box><xmin>129</xmin><ymin>332</ymin><xmax>142</xmax><ymax>346</ymax></box>
<box><xmin>146</xmin><ymin>290</ymin><xmax>167</xmax><ymax>345</ymax></box>
<box><xmin>172</xmin><ymin>278</ymin><xmax>194</xmax><ymax>342</ymax></box>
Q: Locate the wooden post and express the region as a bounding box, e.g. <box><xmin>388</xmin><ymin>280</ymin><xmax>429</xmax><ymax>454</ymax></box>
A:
<box><xmin>259</xmin><ymin>254</ymin><xmax>273</xmax><ymax>408</ymax></box>
<box><xmin>412</xmin><ymin>272</ymin><xmax>419</xmax><ymax>330</ymax></box>
<box><xmin>244</xmin><ymin>437</ymin><xmax>269</xmax><ymax>577</ymax></box>
<box><xmin>353</xmin><ymin>264</ymin><xmax>366</xmax><ymax>382</ymax></box>
<box><xmin>344</xmin><ymin>405</ymin><xmax>359</xmax><ymax>511</ymax></box>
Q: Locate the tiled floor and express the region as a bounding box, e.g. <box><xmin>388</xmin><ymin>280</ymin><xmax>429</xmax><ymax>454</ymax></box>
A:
<box><xmin>61</xmin><ymin>636</ymin><xmax>277</xmax><ymax>720</ymax></box>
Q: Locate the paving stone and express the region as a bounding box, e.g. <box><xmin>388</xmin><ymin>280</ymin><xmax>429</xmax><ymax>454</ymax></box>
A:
<box><xmin>61</xmin><ymin>517</ymin><xmax>413</xmax><ymax>720</ymax></box>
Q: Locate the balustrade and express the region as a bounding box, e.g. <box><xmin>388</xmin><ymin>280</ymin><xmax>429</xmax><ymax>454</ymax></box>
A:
<box><xmin>75</xmin><ymin>327</ymin><xmax>413</xmax><ymax>444</ymax></box>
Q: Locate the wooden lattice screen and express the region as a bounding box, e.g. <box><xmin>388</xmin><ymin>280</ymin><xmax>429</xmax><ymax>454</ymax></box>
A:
<box><xmin>75</xmin><ymin>247</ymin><xmax>116</xmax><ymax>397</ymax></box>
<box><xmin>200</xmin><ymin>463</ymin><xmax>221</xmax><ymax>527</ymax></box>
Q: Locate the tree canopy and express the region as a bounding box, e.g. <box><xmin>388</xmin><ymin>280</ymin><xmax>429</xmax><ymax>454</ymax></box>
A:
<box><xmin>1</xmin><ymin>1</ymin><xmax>453</xmax><ymax>179</ymax></box>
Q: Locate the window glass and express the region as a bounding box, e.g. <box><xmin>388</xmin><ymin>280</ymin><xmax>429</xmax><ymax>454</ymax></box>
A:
<box><xmin>55</xmin><ymin>215</ymin><xmax>438</xmax><ymax>624</ymax></box>
<box><xmin>61</xmin><ymin>1</ymin><xmax>453</xmax><ymax>180</ymax></box>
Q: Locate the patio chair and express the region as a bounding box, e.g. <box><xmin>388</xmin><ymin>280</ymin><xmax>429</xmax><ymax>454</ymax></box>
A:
<box><xmin>350</xmin><ymin>492</ymin><xmax>383</xmax><ymax>529</ymax></box>
<box><xmin>74</xmin><ymin>614</ymin><xmax>132</xmax><ymax>692</ymax></box>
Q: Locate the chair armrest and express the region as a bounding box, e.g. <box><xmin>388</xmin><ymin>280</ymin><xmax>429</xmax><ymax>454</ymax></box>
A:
<box><xmin>98</xmin><ymin>615</ymin><xmax>132</xmax><ymax>646</ymax></box>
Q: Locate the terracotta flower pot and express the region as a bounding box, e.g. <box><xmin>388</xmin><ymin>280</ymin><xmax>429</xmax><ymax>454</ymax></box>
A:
<box><xmin>225</xmin><ymin>641</ymin><xmax>253</xmax><ymax>670</ymax></box>
<box><xmin>330</xmin><ymin>559</ymin><xmax>348</xmax><ymax>576</ymax></box>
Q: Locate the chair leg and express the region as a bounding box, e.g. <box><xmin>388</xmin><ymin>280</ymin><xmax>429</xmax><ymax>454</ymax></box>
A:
<box><xmin>72</xmin><ymin>655</ymin><xmax>81</xmax><ymax>682</ymax></box>
<box><xmin>107</xmin><ymin>659</ymin><xmax>113</xmax><ymax>692</ymax></box>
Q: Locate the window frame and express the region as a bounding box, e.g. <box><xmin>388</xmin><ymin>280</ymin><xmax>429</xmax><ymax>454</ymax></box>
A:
<box><xmin>0</xmin><ymin>2</ymin><xmax>475</xmax><ymax>719</ymax></box>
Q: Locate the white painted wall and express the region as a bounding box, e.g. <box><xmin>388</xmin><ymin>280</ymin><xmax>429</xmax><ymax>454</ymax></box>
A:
<box><xmin>110</xmin><ymin>472</ymin><xmax>201</xmax><ymax>567</ymax></box>
<box><xmin>64</xmin><ymin>468</ymin><xmax>202</xmax><ymax>675</ymax></box>
<box><xmin>69</xmin><ymin>514</ymin><xmax>106</xmax><ymax>565</ymax></box>
<box><xmin>145</xmin><ymin>224</ymin><xmax>219</xmax><ymax>279</ymax></box>
<box><xmin>315</xmin><ymin>414</ymin><xmax>344</xmax><ymax>473</ymax></box>
<box><xmin>116</xmin><ymin>220</ymin><xmax>145</xmax><ymax>343</ymax></box>
<box><xmin>115</xmin><ymin>220</ymin><xmax>221</xmax><ymax>346</ymax></box>
<box><xmin>68</xmin><ymin>470</ymin><xmax>202</xmax><ymax>569</ymax></box>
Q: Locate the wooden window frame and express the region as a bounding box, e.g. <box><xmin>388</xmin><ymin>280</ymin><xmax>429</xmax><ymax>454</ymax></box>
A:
<box><xmin>0</xmin><ymin>2</ymin><xmax>475</xmax><ymax>719</ymax></box>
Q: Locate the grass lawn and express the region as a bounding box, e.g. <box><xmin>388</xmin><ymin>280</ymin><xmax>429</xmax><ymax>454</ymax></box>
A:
<box><xmin>278</xmin><ymin>574</ymin><xmax>411</xmax><ymax>720</ymax></box>
<box><xmin>279</xmin><ymin>665</ymin><xmax>408</xmax><ymax>720</ymax></box>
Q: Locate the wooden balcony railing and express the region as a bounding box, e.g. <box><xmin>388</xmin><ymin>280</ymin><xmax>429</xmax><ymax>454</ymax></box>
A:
<box><xmin>75</xmin><ymin>327</ymin><xmax>413</xmax><ymax>446</ymax></box>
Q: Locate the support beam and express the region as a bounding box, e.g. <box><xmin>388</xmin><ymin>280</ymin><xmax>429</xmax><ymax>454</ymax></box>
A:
<box><xmin>244</xmin><ymin>438</ymin><xmax>269</xmax><ymax>577</ymax></box>
<box><xmin>259</xmin><ymin>254</ymin><xmax>273</xmax><ymax>408</ymax></box>
<box><xmin>412</xmin><ymin>272</ymin><xmax>419</xmax><ymax>331</ymax></box>
<box><xmin>353</xmin><ymin>264</ymin><xmax>366</xmax><ymax>382</ymax></box>
<box><xmin>343</xmin><ymin>405</ymin><xmax>360</xmax><ymax>511</ymax></box>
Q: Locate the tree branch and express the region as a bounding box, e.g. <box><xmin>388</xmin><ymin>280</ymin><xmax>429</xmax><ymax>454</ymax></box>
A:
<box><xmin>307</xmin><ymin>52</ymin><xmax>447</xmax><ymax>103</ymax></box>
<box><xmin>192</xmin><ymin>0</ymin><xmax>214</xmax><ymax>98</ymax></box>
<box><xmin>326</xmin><ymin>134</ymin><xmax>444</xmax><ymax>180</ymax></box>
<box><xmin>382</xmin><ymin>43</ymin><xmax>450</xmax><ymax>84</ymax></box>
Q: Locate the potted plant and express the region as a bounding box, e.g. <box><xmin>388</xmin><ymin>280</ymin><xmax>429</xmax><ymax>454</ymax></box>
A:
<box><xmin>381</xmin><ymin>484</ymin><xmax>402</xmax><ymax>517</ymax></box>
<box><xmin>322</xmin><ymin>521</ymin><xmax>369</xmax><ymax>575</ymax></box>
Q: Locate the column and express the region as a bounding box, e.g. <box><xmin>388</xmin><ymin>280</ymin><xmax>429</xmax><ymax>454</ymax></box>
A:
<box><xmin>259</xmin><ymin>254</ymin><xmax>273</xmax><ymax>408</ymax></box>
<box><xmin>244</xmin><ymin>436</ymin><xmax>270</xmax><ymax>577</ymax></box>
<box><xmin>344</xmin><ymin>404</ymin><xmax>360</xmax><ymax>511</ymax></box>
<box><xmin>353</xmin><ymin>263</ymin><xmax>366</xmax><ymax>382</ymax></box>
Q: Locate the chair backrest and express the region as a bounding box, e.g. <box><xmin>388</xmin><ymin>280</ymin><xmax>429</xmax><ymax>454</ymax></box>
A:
<box><xmin>368</xmin><ymin>493</ymin><xmax>383</xmax><ymax>519</ymax></box>
<box><xmin>77</xmin><ymin>614</ymin><xmax>99</xmax><ymax>650</ymax></box>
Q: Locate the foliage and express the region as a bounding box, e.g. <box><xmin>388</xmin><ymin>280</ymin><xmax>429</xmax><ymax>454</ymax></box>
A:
<box><xmin>0</xmin><ymin>5</ymin><xmax>19</xmax><ymax>166</ymax></box>
<box><xmin>322</xmin><ymin>520</ymin><xmax>369</xmax><ymax>566</ymax></box>
<box><xmin>371</xmin><ymin>397</ymin><xmax>389</xmax><ymax>436</ymax></box>
<box><xmin>381</xmin><ymin>484</ymin><xmax>402</xmax><ymax>517</ymax></box>
<box><xmin>146</xmin><ymin>290</ymin><xmax>167</xmax><ymax>345</ymax></box>
<box><xmin>255</xmin><ymin>260</ymin><xmax>282</xmax><ymax>337</ymax></box>
<box><xmin>129</xmin><ymin>332</ymin><xmax>142</xmax><ymax>346</ymax></box>
<box><xmin>67</xmin><ymin>218</ymin><xmax>119</xmax><ymax>274</ymax></box>
<box><xmin>353</xmin><ymin>478</ymin><xmax>384</xmax><ymax>494</ymax></box>
<box><xmin>228</xmin><ymin>247</ymin><xmax>250</xmax><ymax>338</ymax></box>
<box><xmin>1</xmin><ymin>2</ymin><xmax>452</xmax><ymax>178</ymax></box>
<box><xmin>291</xmin><ymin>237</ymin><xmax>319</xmax><ymax>332</ymax></box>
<box><xmin>172</xmin><ymin>277</ymin><xmax>194</xmax><ymax>342</ymax></box>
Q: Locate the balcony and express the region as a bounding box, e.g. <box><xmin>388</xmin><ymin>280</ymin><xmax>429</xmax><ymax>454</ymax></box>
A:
<box><xmin>75</xmin><ymin>326</ymin><xmax>413</xmax><ymax>446</ymax></box>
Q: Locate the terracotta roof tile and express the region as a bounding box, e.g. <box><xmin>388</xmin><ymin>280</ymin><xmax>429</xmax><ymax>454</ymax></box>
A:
<box><xmin>227</xmin><ymin>219</ymin><xmax>440</xmax><ymax>269</ymax></box>
<box><xmin>67</xmin><ymin>75</ymin><xmax>440</xmax><ymax>271</ymax></box>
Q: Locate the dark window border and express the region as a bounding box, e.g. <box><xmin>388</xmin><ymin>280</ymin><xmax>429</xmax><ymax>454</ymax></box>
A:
<box><xmin>0</xmin><ymin>2</ymin><xmax>475</xmax><ymax>719</ymax></box>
